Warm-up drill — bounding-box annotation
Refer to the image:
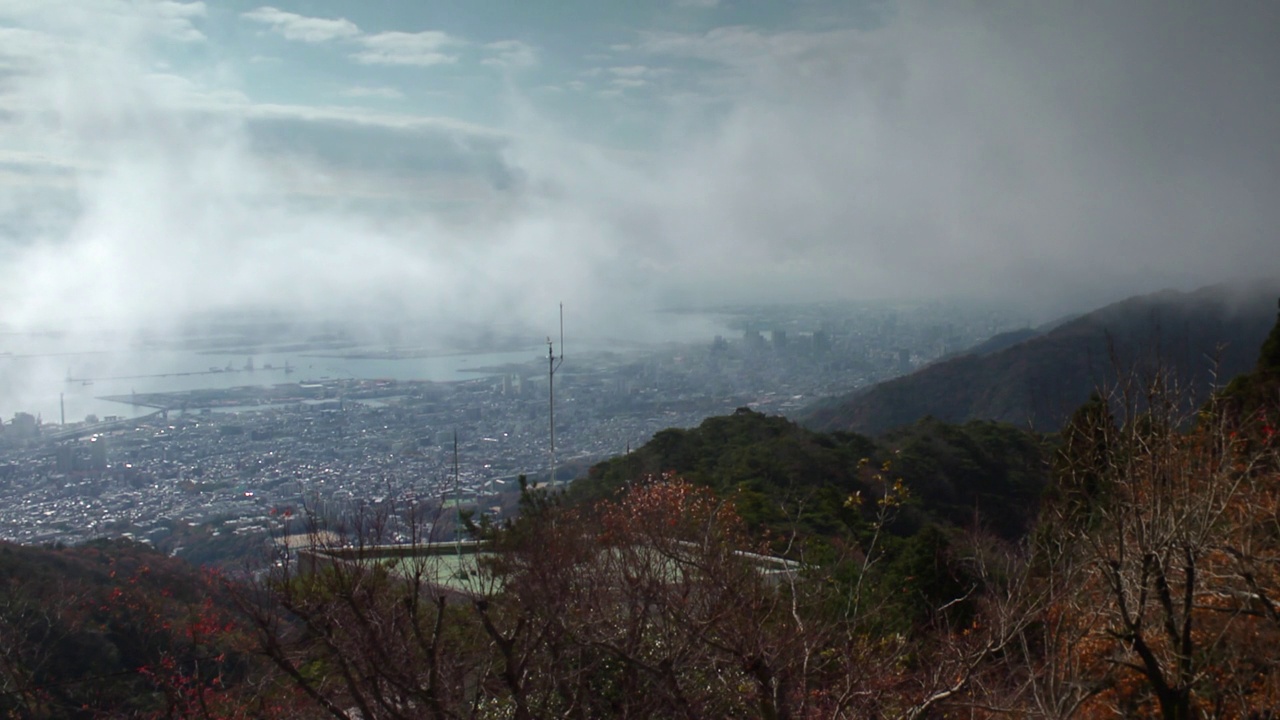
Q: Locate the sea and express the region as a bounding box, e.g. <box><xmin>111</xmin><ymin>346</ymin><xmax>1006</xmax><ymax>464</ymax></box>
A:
<box><xmin>0</xmin><ymin>311</ymin><xmax>735</xmax><ymax>424</ymax></box>
<box><xmin>0</xmin><ymin>346</ymin><xmax>556</xmax><ymax>423</ymax></box>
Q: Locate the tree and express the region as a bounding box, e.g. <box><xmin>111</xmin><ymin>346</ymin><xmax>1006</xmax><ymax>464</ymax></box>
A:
<box><xmin>1042</xmin><ymin>371</ymin><xmax>1280</xmax><ymax>719</ymax></box>
<box><xmin>237</xmin><ymin>497</ymin><xmax>491</xmax><ymax>720</ymax></box>
<box><xmin>245</xmin><ymin>471</ymin><xmax>1010</xmax><ymax>719</ymax></box>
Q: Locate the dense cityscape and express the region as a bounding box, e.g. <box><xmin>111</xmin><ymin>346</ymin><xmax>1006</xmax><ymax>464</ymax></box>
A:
<box><xmin>0</xmin><ymin>302</ymin><xmax>1023</xmax><ymax>553</ymax></box>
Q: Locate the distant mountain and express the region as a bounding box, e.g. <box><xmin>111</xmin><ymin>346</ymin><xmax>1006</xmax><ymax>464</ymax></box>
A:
<box><xmin>966</xmin><ymin>327</ymin><xmax>1042</xmax><ymax>356</ymax></box>
<box><xmin>801</xmin><ymin>280</ymin><xmax>1280</xmax><ymax>435</ymax></box>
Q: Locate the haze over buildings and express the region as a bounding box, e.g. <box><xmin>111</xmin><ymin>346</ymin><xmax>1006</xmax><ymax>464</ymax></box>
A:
<box><xmin>0</xmin><ymin>0</ymin><xmax>1277</xmax><ymax>341</ymax></box>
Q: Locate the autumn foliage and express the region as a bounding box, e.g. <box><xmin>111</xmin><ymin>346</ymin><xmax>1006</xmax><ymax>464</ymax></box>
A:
<box><xmin>0</xmin><ymin>539</ymin><xmax>295</xmax><ymax>718</ymax></box>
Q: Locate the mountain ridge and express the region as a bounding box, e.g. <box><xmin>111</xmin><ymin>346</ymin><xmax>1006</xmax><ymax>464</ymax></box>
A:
<box><xmin>801</xmin><ymin>279</ymin><xmax>1280</xmax><ymax>435</ymax></box>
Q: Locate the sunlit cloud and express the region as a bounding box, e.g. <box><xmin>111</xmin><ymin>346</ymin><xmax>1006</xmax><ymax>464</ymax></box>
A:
<box><xmin>241</xmin><ymin>6</ymin><xmax>360</xmax><ymax>43</ymax></box>
<box><xmin>352</xmin><ymin>31</ymin><xmax>462</xmax><ymax>67</ymax></box>
<box><xmin>483</xmin><ymin>40</ymin><xmax>538</xmax><ymax>69</ymax></box>
<box><xmin>340</xmin><ymin>86</ymin><xmax>405</xmax><ymax>100</ymax></box>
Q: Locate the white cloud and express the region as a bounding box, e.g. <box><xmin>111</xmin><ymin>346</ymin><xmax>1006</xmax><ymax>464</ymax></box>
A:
<box><xmin>674</xmin><ymin>0</ymin><xmax>719</xmax><ymax>7</ymax></box>
<box><xmin>603</xmin><ymin>2</ymin><xmax>1280</xmax><ymax>311</ymax></box>
<box><xmin>609</xmin><ymin>65</ymin><xmax>650</xmax><ymax>78</ymax></box>
<box><xmin>241</xmin><ymin>6</ymin><xmax>360</xmax><ymax>43</ymax></box>
<box><xmin>352</xmin><ymin>31</ymin><xmax>462</xmax><ymax>67</ymax></box>
<box><xmin>237</xmin><ymin>9</ymin><xmax>466</xmax><ymax>69</ymax></box>
<box><xmin>601</xmin><ymin>65</ymin><xmax>669</xmax><ymax>91</ymax></box>
<box><xmin>0</xmin><ymin>11</ymin><xmax>530</xmax><ymax>336</ymax></box>
<box><xmin>0</xmin><ymin>0</ymin><xmax>207</xmax><ymax>43</ymax></box>
<box><xmin>2</xmin><ymin>0</ymin><xmax>1279</xmax><ymax>347</ymax></box>
<box><xmin>147</xmin><ymin>0</ymin><xmax>207</xmax><ymax>42</ymax></box>
<box><xmin>640</xmin><ymin>25</ymin><xmax>855</xmax><ymax>67</ymax></box>
<box><xmin>483</xmin><ymin>40</ymin><xmax>537</xmax><ymax>69</ymax></box>
<box><xmin>155</xmin><ymin>1</ymin><xmax>204</xmax><ymax>17</ymax></box>
<box><xmin>242</xmin><ymin>102</ymin><xmax>497</xmax><ymax>137</ymax></box>
<box><xmin>340</xmin><ymin>85</ymin><xmax>405</xmax><ymax>100</ymax></box>
<box><xmin>0</xmin><ymin>26</ymin><xmax>67</xmax><ymax>72</ymax></box>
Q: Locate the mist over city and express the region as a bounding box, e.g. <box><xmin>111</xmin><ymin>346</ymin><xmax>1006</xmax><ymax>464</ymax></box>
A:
<box><xmin>0</xmin><ymin>0</ymin><xmax>1275</xmax><ymax>339</ymax></box>
<box><xmin>2</xmin><ymin>0</ymin><xmax>1278</xmax><ymax>502</ymax></box>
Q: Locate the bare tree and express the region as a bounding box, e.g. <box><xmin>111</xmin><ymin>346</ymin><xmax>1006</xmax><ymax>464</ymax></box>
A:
<box><xmin>1038</xmin><ymin>372</ymin><xmax>1280</xmax><ymax>719</ymax></box>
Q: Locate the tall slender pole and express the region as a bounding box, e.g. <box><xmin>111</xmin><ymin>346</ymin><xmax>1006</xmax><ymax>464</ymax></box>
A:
<box><xmin>454</xmin><ymin>429</ymin><xmax>461</xmax><ymax>554</ymax></box>
<box><xmin>548</xmin><ymin>340</ymin><xmax>554</xmax><ymax>485</ymax></box>
<box><xmin>548</xmin><ymin>304</ymin><xmax>564</xmax><ymax>486</ymax></box>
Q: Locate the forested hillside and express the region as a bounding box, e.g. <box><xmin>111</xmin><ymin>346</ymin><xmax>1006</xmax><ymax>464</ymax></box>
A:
<box><xmin>578</xmin><ymin>408</ymin><xmax>1048</xmax><ymax>540</ymax></box>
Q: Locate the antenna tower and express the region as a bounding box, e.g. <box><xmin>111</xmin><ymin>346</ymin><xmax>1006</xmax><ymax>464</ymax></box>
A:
<box><xmin>454</xmin><ymin>428</ymin><xmax>462</xmax><ymax>556</ymax></box>
<box><xmin>548</xmin><ymin>303</ymin><xmax>564</xmax><ymax>486</ymax></box>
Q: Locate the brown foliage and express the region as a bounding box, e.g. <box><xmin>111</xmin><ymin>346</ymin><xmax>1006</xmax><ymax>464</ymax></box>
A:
<box><xmin>1024</xmin><ymin>374</ymin><xmax>1280</xmax><ymax>720</ymax></box>
<box><xmin>243</xmin><ymin>473</ymin><xmax>1022</xmax><ymax>719</ymax></box>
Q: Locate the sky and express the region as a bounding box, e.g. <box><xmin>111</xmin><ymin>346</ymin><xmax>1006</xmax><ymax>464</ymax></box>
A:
<box><xmin>0</xmin><ymin>0</ymin><xmax>1277</xmax><ymax>342</ymax></box>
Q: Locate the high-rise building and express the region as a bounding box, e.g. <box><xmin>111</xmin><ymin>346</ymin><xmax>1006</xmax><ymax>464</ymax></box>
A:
<box><xmin>812</xmin><ymin>330</ymin><xmax>830</xmax><ymax>354</ymax></box>
<box><xmin>89</xmin><ymin>437</ymin><xmax>108</xmax><ymax>471</ymax></box>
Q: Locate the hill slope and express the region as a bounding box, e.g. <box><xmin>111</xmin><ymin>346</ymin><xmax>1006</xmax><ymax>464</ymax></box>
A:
<box><xmin>578</xmin><ymin>408</ymin><xmax>1049</xmax><ymax>539</ymax></box>
<box><xmin>0</xmin><ymin>539</ymin><xmax>267</xmax><ymax>717</ymax></box>
<box><xmin>802</xmin><ymin>280</ymin><xmax>1280</xmax><ymax>435</ymax></box>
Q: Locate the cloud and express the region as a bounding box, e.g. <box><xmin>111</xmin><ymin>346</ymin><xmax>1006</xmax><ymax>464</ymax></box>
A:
<box><xmin>352</xmin><ymin>31</ymin><xmax>462</xmax><ymax>67</ymax></box>
<box><xmin>238</xmin><ymin>7</ymin><xmax>464</xmax><ymax>70</ymax></box>
<box><xmin>0</xmin><ymin>26</ymin><xmax>67</xmax><ymax>75</ymax></box>
<box><xmin>638</xmin><ymin>25</ymin><xmax>855</xmax><ymax>75</ymax></box>
<box><xmin>0</xmin><ymin>3</ymin><xmax>531</xmax><ymax>336</ymax></box>
<box><xmin>340</xmin><ymin>85</ymin><xmax>404</xmax><ymax>100</ymax></box>
<box><xmin>241</xmin><ymin>6</ymin><xmax>360</xmax><ymax>43</ymax></box>
<box><xmin>618</xmin><ymin>0</ymin><xmax>1280</xmax><ymax>312</ymax></box>
<box><xmin>2</xmin><ymin>0</ymin><xmax>1279</xmax><ymax>350</ymax></box>
<box><xmin>241</xmin><ymin>114</ymin><xmax>517</xmax><ymax>196</ymax></box>
<box><xmin>0</xmin><ymin>0</ymin><xmax>206</xmax><ymax>43</ymax></box>
<box><xmin>151</xmin><ymin>1</ymin><xmax>207</xmax><ymax>41</ymax></box>
<box><xmin>609</xmin><ymin>65</ymin><xmax>651</xmax><ymax>78</ymax></box>
<box><xmin>597</xmin><ymin>65</ymin><xmax>671</xmax><ymax>92</ymax></box>
<box><xmin>483</xmin><ymin>40</ymin><xmax>538</xmax><ymax>69</ymax></box>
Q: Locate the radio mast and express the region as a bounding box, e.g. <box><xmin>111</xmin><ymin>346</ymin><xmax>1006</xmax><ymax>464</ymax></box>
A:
<box><xmin>453</xmin><ymin>428</ymin><xmax>461</xmax><ymax>556</ymax></box>
<box><xmin>548</xmin><ymin>303</ymin><xmax>564</xmax><ymax>486</ymax></box>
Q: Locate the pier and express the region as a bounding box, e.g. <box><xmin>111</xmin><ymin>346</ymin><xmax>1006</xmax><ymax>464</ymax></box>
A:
<box><xmin>65</xmin><ymin>361</ymin><xmax>293</xmax><ymax>384</ymax></box>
